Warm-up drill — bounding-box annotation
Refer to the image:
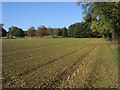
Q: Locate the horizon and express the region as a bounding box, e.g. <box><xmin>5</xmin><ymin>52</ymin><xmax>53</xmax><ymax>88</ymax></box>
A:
<box><xmin>2</xmin><ymin>2</ymin><xmax>84</xmax><ymax>31</ymax></box>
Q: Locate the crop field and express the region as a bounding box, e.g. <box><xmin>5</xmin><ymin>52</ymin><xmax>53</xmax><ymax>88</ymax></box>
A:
<box><xmin>2</xmin><ymin>38</ymin><xmax>119</xmax><ymax>88</ymax></box>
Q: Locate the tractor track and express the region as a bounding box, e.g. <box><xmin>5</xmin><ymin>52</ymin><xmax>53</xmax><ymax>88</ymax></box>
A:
<box><xmin>82</xmin><ymin>42</ymin><xmax>118</xmax><ymax>88</ymax></box>
<box><xmin>59</xmin><ymin>44</ymin><xmax>100</xmax><ymax>88</ymax></box>
<box><xmin>38</xmin><ymin>44</ymin><xmax>99</xmax><ymax>88</ymax></box>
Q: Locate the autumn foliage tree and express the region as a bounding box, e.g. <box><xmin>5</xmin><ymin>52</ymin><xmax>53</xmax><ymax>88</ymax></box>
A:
<box><xmin>27</xmin><ymin>27</ymin><xmax>36</xmax><ymax>37</ymax></box>
<box><xmin>24</xmin><ymin>31</ymin><xmax>28</xmax><ymax>36</ymax></box>
<box><xmin>36</xmin><ymin>26</ymin><xmax>46</xmax><ymax>37</ymax></box>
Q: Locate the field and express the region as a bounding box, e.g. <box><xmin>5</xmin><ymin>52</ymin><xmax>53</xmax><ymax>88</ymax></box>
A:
<box><xmin>2</xmin><ymin>38</ymin><xmax>118</xmax><ymax>88</ymax></box>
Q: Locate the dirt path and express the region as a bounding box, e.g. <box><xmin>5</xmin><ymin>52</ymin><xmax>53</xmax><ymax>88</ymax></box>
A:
<box><xmin>59</xmin><ymin>40</ymin><xmax>118</xmax><ymax>88</ymax></box>
<box><xmin>59</xmin><ymin>42</ymin><xmax>100</xmax><ymax>88</ymax></box>
<box><xmin>87</xmin><ymin>42</ymin><xmax>118</xmax><ymax>88</ymax></box>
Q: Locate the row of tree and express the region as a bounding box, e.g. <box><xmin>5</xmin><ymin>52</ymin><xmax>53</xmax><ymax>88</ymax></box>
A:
<box><xmin>1</xmin><ymin>22</ymin><xmax>104</xmax><ymax>38</ymax></box>
<box><xmin>1</xmin><ymin>24</ymin><xmax>69</xmax><ymax>38</ymax></box>
<box><xmin>1</xmin><ymin>23</ymin><xmax>103</xmax><ymax>38</ymax></box>
<box><xmin>27</xmin><ymin>26</ymin><xmax>68</xmax><ymax>37</ymax></box>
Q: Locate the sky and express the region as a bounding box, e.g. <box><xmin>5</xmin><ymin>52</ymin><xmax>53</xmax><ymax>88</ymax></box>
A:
<box><xmin>2</xmin><ymin>2</ymin><xmax>84</xmax><ymax>31</ymax></box>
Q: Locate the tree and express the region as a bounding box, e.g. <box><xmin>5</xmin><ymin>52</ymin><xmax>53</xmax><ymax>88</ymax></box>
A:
<box><xmin>68</xmin><ymin>22</ymin><xmax>97</xmax><ymax>38</ymax></box>
<box><xmin>7</xmin><ymin>26</ymin><xmax>25</xmax><ymax>38</ymax></box>
<box><xmin>27</xmin><ymin>27</ymin><xmax>36</xmax><ymax>37</ymax></box>
<box><xmin>36</xmin><ymin>26</ymin><xmax>46</xmax><ymax>37</ymax></box>
<box><xmin>49</xmin><ymin>27</ymin><xmax>54</xmax><ymax>36</ymax></box>
<box><xmin>68</xmin><ymin>24</ymin><xmax>76</xmax><ymax>37</ymax></box>
<box><xmin>62</xmin><ymin>27</ymin><xmax>68</xmax><ymax>37</ymax></box>
<box><xmin>8</xmin><ymin>26</ymin><xmax>17</xmax><ymax>36</ymax></box>
<box><xmin>14</xmin><ymin>28</ymin><xmax>25</xmax><ymax>37</ymax></box>
<box><xmin>46</xmin><ymin>27</ymin><xmax>50</xmax><ymax>36</ymax></box>
<box><xmin>57</xmin><ymin>28</ymin><xmax>62</xmax><ymax>36</ymax></box>
<box><xmin>2</xmin><ymin>28</ymin><xmax>7</xmax><ymax>37</ymax></box>
<box><xmin>0</xmin><ymin>24</ymin><xmax>7</xmax><ymax>37</ymax></box>
<box><xmin>80</xmin><ymin>2</ymin><xmax>120</xmax><ymax>41</ymax></box>
<box><xmin>53</xmin><ymin>28</ymin><xmax>62</xmax><ymax>36</ymax></box>
<box><xmin>24</xmin><ymin>31</ymin><xmax>28</xmax><ymax>36</ymax></box>
<box><xmin>6</xmin><ymin>33</ymin><xmax>13</xmax><ymax>39</ymax></box>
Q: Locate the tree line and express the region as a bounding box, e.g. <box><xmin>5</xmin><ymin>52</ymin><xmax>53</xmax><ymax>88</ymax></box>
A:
<box><xmin>78</xmin><ymin>2</ymin><xmax>120</xmax><ymax>42</ymax></box>
<box><xmin>1</xmin><ymin>24</ymin><xmax>69</xmax><ymax>38</ymax></box>
<box><xmin>1</xmin><ymin>22</ymin><xmax>103</xmax><ymax>39</ymax></box>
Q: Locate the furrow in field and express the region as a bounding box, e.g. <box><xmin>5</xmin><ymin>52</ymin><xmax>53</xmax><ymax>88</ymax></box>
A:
<box><xmin>17</xmin><ymin>50</ymin><xmax>78</xmax><ymax>76</ymax></box>
<box><xmin>42</xmin><ymin>43</ymin><xmax>99</xmax><ymax>88</ymax></box>
<box><xmin>2</xmin><ymin>39</ymin><xmax>66</xmax><ymax>52</ymax></box>
<box><xmin>25</xmin><ymin>43</ymin><xmax>99</xmax><ymax>88</ymax></box>
<box><xmin>3</xmin><ymin>38</ymin><xmax>92</xmax><ymax>56</ymax></box>
<box><xmin>3</xmin><ymin>42</ymin><xmax>73</xmax><ymax>62</ymax></box>
<box><xmin>3</xmin><ymin>41</ymin><xmax>96</xmax><ymax>78</ymax></box>
<box><xmin>59</xmin><ymin>43</ymin><xmax>100</xmax><ymax>88</ymax></box>
<box><xmin>3</xmin><ymin>42</ymin><xmax>93</xmax><ymax>81</ymax></box>
<box><xmin>3</xmin><ymin>41</ymin><xmax>99</xmax><ymax>88</ymax></box>
<box><xmin>3</xmin><ymin>39</ymin><xmax>94</xmax><ymax>63</ymax></box>
<box><xmin>3</xmin><ymin>41</ymin><xmax>93</xmax><ymax>80</ymax></box>
<box><xmin>3</xmin><ymin>46</ymin><xmax>60</xmax><ymax>63</ymax></box>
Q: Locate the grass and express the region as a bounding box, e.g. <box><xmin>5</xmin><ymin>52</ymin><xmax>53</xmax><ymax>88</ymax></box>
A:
<box><xmin>2</xmin><ymin>38</ymin><xmax>118</xmax><ymax>88</ymax></box>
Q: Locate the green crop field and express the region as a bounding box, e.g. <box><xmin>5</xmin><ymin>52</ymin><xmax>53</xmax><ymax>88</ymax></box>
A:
<box><xmin>2</xmin><ymin>38</ymin><xmax>118</xmax><ymax>88</ymax></box>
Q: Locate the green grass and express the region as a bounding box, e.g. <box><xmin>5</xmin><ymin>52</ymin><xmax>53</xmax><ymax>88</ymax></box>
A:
<box><xmin>2</xmin><ymin>38</ymin><xmax>118</xmax><ymax>88</ymax></box>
